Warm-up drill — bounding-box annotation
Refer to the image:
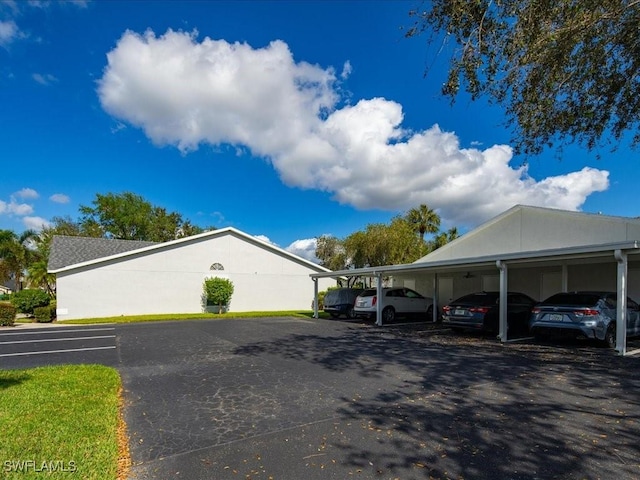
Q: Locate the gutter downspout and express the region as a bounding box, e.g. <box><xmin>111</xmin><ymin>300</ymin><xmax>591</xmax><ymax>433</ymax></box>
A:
<box><xmin>496</xmin><ymin>260</ymin><xmax>508</xmax><ymax>342</ymax></box>
<box><xmin>614</xmin><ymin>249</ymin><xmax>627</xmax><ymax>356</ymax></box>
<box><xmin>313</xmin><ymin>278</ymin><xmax>319</xmax><ymax>319</ymax></box>
<box><xmin>375</xmin><ymin>273</ymin><xmax>383</xmax><ymax>326</ymax></box>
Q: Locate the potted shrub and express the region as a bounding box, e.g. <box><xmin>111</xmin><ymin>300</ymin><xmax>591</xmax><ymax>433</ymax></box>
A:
<box><xmin>203</xmin><ymin>277</ymin><xmax>234</xmax><ymax>313</ymax></box>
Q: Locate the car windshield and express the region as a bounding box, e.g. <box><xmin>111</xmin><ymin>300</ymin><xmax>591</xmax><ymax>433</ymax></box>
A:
<box><xmin>542</xmin><ymin>293</ymin><xmax>601</xmax><ymax>306</ymax></box>
<box><xmin>453</xmin><ymin>293</ymin><xmax>498</xmax><ymax>306</ymax></box>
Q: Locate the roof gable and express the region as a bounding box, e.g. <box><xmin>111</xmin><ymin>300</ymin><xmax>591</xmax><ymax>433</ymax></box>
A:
<box><xmin>48</xmin><ymin>227</ymin><xmax>331</xmax><ymax>274</ymax></box>
<box><xmin>418</xmin><ymin>205</ymin><xmax>640</xmax><ymax>263</ymax></box>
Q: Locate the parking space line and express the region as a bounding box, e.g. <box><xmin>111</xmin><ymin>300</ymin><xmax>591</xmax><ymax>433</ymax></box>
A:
<box><xmin>0</xmin><ymin>328</ymin><xmax>115</xmax><ymax>337</ymax></box>
<box><xmin>0</xmin><ymin>346</ymin><xmax>117</xmax><ymax>357</ymax></box>
<box><xmin>0</xmin><ymin>335</ymin><xmax>116</xmax><ymax>345</ymax></box>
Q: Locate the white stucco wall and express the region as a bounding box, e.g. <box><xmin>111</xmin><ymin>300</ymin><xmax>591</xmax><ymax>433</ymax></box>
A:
<box><xmin>55</xmin><ymin>232</ymin><xmax>334</xmax><ymax>320</ymax></box>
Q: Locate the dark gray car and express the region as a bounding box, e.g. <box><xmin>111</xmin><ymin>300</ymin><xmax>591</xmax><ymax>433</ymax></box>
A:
<box><xmin>529</xmin><ymin>291</ymin><xmax>640</xmax><ymax>347</ymax></box>
<box><xmin>323</xmin><ymin>288</ymin><xmax>364</xmax><ymax>319</ymax></box>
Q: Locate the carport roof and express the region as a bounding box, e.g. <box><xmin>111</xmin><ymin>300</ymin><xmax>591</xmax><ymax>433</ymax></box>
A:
<box><xmin>309</xmin><ymin>240</ymin><xmax>640</xmax><ymax>279</ymax></box>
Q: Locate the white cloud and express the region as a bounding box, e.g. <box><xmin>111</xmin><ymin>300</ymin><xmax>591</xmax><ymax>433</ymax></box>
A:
<box><xmin>0</xmin><ymin>189</ymin><xmax>40</xmax><ymax>221</ymax></box>
<box><xmin>22</xmin><ymin>216</ymin><xmax>50</xmax><ymax>231</ymax></box>
<box><xmin>98</xmin><ymin>29</ymin><xmax>610</xmax><ymax>229</ymax></box>
<box><xmin>285</xmin><ymin>238</ymin><xmax>319</xmax><ymax>263</ymax></box>
<box><xmin>0</xmin><ymin>20</ymin><xmax>19</xmax><ymax>47</ymax></box>
<box><xmin>0</xmin><ymin>198</ymin><xmax>34</xmax><ymax>216</ymax></box>
<box><xmin>341</xmin><ymin>60</ymin><xmax>352</xmax><ymax>80</ymax></box>
<box><xmin>254</xmin><ymin>234</ymin><xmax>275</xmax><ymax>245</ymax></box>
<box><xmin>15</xmin><ymin>188</ymin><xmax>39</xmax><ymax>200</ymax></box>
<box><xmin>50</xmin><ymin>193</ymin><xmax>70</xmax><ymax>204</ymax></box>
<box><xmin>32</xmin><ymin>73</ymin><xmax>58</xmax><ymax>85</ymax></box>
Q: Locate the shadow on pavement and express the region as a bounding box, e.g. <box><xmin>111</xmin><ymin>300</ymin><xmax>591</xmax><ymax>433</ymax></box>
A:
<box><xmin>234</xmin><ymin>321</ymin><xmax>640</xmax><ymax>479</ymax></box>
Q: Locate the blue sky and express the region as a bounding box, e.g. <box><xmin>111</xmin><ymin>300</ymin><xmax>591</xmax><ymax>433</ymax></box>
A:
<box><xmin>0</xmin><ymin>0</ymin><xmax>635</xmax><ymax>261</ymax></box>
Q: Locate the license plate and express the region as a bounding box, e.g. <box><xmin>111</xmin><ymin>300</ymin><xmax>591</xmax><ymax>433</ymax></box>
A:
<box><xmin>454</xmin><ymin>309</ymin><xmax>466</xmax><ymax>316</ymax></box>
<box><xmin>549</xmin><ymin>313</ymin><xmax>563</xmax><ymax>322</ymax></box>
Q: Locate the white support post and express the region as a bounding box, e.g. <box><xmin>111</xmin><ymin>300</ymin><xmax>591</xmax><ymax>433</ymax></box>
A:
<box><xmin>375</xmin><ymin>273</ymin><xmax>383</xmax><ymax>326</ymax></box>
<box><xmin>615</xmin><ymin>250</ymin><xmax>628</xmax><ymax>356</ymax></box>
<box><xmin>432</xmin><ymin>273</ymin><xmax>439</xmax><ymax>322</ymax></box>
<box><xmin>496</xmin><ymin>260</ymin><xmax>508</xmax><ymax>342</ymax></box>
<box><xmin>313</xmin><ymin>278</ymin><xmax>319</xmax><ymax>319</ymax></box>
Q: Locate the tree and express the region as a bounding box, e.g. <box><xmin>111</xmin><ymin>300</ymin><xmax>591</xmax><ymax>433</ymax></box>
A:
<box><xmin>344</xmin><ymin>217</ymin><xmax>424</xmax><ymax>268</ymax></box>
<box><xmin>0</xmin><ymin>229</ymin><xmax>39</xmax><ymax>291</ymax></box>
<box><xmin>406</xmin><ymin>1</ymin><xmax>640</xmax><ymax>156</ymax></box>
<box><xmin>432</xmin><ymin>227</ymin><xmax>460</xmax><ymax>250</ymax></box>
<box><xmin>315</xmin><ymin>235</ymin><xmax>348</xmax><ymax>271</ymax></box>
<box><xmin>78</xmin><ymin>192</ymin><xmax>209</xmax><ymax>242</ymax></box>
<box><xmin>405</xmin><ymin>204</ymin><xmax>440</xmax><ymax>244</ymax></box>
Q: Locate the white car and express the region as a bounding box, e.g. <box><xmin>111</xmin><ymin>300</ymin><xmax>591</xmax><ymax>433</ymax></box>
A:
<box><xmin>354</xmin><ymin>287</ymin><xmax>433</xmax><ymax>322</ymax></box>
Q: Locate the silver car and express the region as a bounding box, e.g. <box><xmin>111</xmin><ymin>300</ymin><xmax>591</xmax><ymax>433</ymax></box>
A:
<box><xmin>354</xmin><ymin>287</ymin><xmax>433</xmax><ymax>322</ymax></box>
<box><xmin>529</xmin><ymin>291</ymin><xmax>640</xmax><ymax>348</ymax></box>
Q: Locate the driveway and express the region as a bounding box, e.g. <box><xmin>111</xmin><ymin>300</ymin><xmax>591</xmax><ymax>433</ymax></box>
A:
<box><xmin>3</xmin><ymin>318</ymin><xmax>640</xmax><ymax>479</ymax></box>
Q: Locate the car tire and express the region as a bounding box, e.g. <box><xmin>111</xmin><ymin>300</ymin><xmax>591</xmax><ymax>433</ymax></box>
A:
<box><xmin>382</xmin><ymin>306</ymin><xmax>395</xmax><ymax>323</ymax></box>
<box><xmin>426</xmin><ymin>304</ymin><xmax>434</xmax><ymax>321</ymax></box>
<box><xmin>347</xmin><ymin>307</ymin><xmax>356</xmax><ymax>319</ymax></box>
<box><xmin>603</xmin><ymin>324</ymin><xmax>616</xmax><ymax>349</ymax></box>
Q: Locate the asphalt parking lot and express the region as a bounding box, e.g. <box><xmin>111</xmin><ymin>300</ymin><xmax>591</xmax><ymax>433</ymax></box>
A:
<box><xmin>2</xmin><ymin>318</ymin><xmax>640</xmax><ymax>479</ymax></box>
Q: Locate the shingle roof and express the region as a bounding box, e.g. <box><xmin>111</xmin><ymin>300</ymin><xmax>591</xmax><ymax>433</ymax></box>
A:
<box><xmin>48</xmin><ymin>236</ymin><xmax>158</xmax><ymax>270</ymax></box>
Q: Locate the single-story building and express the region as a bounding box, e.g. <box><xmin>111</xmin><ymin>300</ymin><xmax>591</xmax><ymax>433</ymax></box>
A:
<box><xmin>311</xmin><ymin>205</ymin><xmax>640</xmax><ymax>356</ymax></box>
<box><xmin>48</xmin><ymin>227</ymin><xmax>335</xmax><ymax>320</ymax></box>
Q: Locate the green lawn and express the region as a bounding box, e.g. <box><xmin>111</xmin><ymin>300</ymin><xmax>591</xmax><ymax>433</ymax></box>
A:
<box><xmin>0</xmin><ymin>365</ymin><xmax>124</xmax><ymax>479</ymax></box>
<box><xmin>60</xmin><ymin>310</ymin><xmax>329</xmax><ymax>324</ymax></box>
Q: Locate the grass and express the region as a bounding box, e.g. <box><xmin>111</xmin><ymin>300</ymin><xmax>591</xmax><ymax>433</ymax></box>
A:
<box><xmin>0</xmin><ymin>365</ymin><xmax>126</xmax><ymax>479</ymax></box>
<box><xmin>60</xmin><ymin>310</ymin><xmax>330</xmax><ymax>324</ymax></box>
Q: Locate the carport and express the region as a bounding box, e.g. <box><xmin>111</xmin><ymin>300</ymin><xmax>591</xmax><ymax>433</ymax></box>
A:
<box><xmin>311</xmin><ymin>240</ymin><xmax>640</xmax><ymax>356</ymax></box>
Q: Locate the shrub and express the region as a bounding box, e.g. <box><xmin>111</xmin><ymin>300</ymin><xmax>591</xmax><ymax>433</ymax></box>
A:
<box><xmin>34</xmin><ymin>306</ymin><xmax>55</xmax><ymax>323</ymax></box>
<box><xmin>0</xmin><ymin>303</ymin><xmax>16</xmax><ymax>327</ymax></box>
<box><xmin>203</xmin><ymin>277</ymin><xmax>234</xmax><ymax>311</ymax></box>
<box><xmin>10</xmin><ymin>289</ymin><xmax>51</xmax><ymax>315</ymax></box>
<box><xmin>312</xmin><ymin>290</ymin><xmax>327</xmax><ymax>310</ymax></box>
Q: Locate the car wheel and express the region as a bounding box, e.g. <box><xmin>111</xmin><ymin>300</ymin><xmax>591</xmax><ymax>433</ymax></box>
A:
<box><xmin>346</xmin><ymin>307</ymin><xmax>356</xmax><ymax>319</ymax></box>
<box><xmin>382</xmin><ymin>306</ymin><xmax>395</xmax><ymax>323</ymax></box>
<box><xmin>426</xmin><ymin>304</ymin><xmax>433</xmax><ymax>321</ymax></box>
<box><xmin>603</xmin><ymin>324</ymin><xmax>616</xmax><ymax>348</ymax></box>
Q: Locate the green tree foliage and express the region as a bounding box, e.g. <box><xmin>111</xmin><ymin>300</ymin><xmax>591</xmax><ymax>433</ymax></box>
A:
<box><xmin>78</xmin><ymin>192</ymin><xmax>208</xmax><ymax>242</ymax></box>
<box><xmin>0</xmin><ymin>229</ymin><xmax>39</xmax><ymax>291</ymax></box>
<box><xmin>203</xmin><ymin>277</ymin><xmax>235</xmax><ymax>310</ymax></box>
<box><xmin>315</xmin><ymin>235</ymin><xmax>348</xmax><ymax>271</ymax></box>
<box><xmin>315</xmin><ymin>205</ymin><xmax>459</xmax><ymax>275</ymax></box>
<box><xmin>405</xmin><ymin>204</ymin><xmax>441</xmax><ymax>244</ymax></box>
<box><xmin>11</xmin><ymin>288</ymin><xmax>50</xmax><ymax>315</ymax></box>
<box><xmin>432</xmin><ymin>227</ymin><xmax>460</xmax><ymax>250</ymax></box>
<box><xmin>406</xmin><ymin>0</ymin><xmax>640</xmax><ymax>155</ymax></box>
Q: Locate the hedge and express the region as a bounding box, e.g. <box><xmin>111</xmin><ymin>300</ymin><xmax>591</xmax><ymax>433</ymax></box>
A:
<box><xmin>10</xmin><ymin>289</ymin><xmax>50</xmax><ymax>315</ymax></box>
<box><xmin>0</xmin><ymin>303</ymin><xmax>16</xmax><ymax>327</ymax></box>
<box><xmin>34</xmin><ymin>306</ymin><xmax>55</xmax><ymax>323</ymax></box>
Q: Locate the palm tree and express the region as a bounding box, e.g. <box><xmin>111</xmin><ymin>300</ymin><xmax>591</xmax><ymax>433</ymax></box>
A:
<box><xmin>405</xmin><ymin>204</ymin><xmax>441</xmax><ymax>243</ymax></box>
<box><xmin>0</xmin><ymin>229</ymin><xmax>39</xmax><ymax>292</ymax></box>
<box><xmin>432</xmin><ymin>227</ymin><xmax>460</xmax><ymax>249</ymax></box>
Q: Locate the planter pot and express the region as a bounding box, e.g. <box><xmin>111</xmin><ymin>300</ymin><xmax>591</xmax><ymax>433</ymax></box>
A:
<box><xmin>206</xmin><ymin>305</ymin><xmax>228</xmax><ymax>314</ymax></box>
